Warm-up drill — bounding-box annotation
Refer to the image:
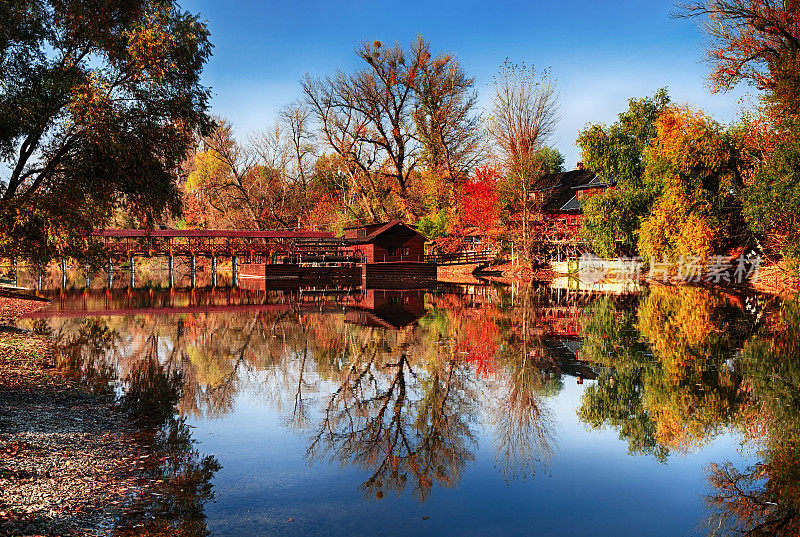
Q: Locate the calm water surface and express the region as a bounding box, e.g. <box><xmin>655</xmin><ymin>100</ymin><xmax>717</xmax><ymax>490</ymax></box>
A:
<box><xmin>15</xmin><ymin>279</ymin><xmax>800</xmax><ymax>536</ymax></box>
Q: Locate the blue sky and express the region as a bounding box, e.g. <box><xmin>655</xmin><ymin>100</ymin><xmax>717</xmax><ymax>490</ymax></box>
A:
<box><xmin>182</xmin><ymin>0</ymin><xmax>754</xmax><ymax>168</ymax></box>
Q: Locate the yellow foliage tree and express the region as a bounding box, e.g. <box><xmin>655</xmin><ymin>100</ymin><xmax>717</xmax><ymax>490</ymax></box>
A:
<box><xmin>638</xmin><ymin>107</ymin><xmax>743</xmax><ymax>263</ymax></box>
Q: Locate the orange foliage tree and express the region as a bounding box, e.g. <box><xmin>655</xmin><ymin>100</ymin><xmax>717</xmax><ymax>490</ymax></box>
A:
<box><xmin>679</xmin><ymin>0</ymin><xmax>800</xmax><ymax>119</ymax></box>
<box><xmin>638</xmin><ymin>106</ymin><xmax>745</xmax><ymax>262</ymax></box>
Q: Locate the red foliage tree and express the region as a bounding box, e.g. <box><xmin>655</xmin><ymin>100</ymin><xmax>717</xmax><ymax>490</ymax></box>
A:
<box><xmin>460</xmin><ymin>166</ymin><xmax>501</xmax><ymax>234</ymax></box>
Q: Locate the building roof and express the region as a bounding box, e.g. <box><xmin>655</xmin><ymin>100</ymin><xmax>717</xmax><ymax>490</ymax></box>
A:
<box><xmin>92</xmin><ymin>229</ymin><xmax>336</xmax><ymax>239</ymax></box>
<box><xmin>345</xmin><ymin>220</ymin><xmax>426</xmax><ymax>244</ymax></box>
<box><xmin>534</xmin><ymin>170</ymin><xmax>597</xmax><ymax>213</ymax></box>
<box><xmin>573</xmin><ymin>174</ymin><xmax>616</xmax><ymax>190</ymax></box>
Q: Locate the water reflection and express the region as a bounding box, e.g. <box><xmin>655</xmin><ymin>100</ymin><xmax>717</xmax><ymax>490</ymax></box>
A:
<box><xmin>578</xmin><ymin>288</ymin><xmax>752</xmax><ymax>459</ymax></box>
<box><xmin>18</xmin><ymin>284</ymin><xmax>800</xmax><ymax>535</ymax></box>
<box><xmin>704</xmin><ymin>295</ymin><xmax>800</xmax><ymax>536</ymax></box>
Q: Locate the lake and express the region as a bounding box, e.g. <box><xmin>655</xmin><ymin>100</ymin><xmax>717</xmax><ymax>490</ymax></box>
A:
<box><xmin>16</xmin><ymin>277</ymin><xmax>800</xmax><ymax>536</ymax></box>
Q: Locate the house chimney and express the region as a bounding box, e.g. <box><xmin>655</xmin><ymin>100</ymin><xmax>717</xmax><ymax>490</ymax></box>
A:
<box><xmin>576</xmin><ymin>161</ymin><xmax>585</xmax><ymax>171</ymax></box>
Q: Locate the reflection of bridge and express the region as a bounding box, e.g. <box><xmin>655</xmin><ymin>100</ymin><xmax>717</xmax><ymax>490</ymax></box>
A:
<box><xmin>22</xmin><ymin>288</ymin><xmax>428</xmax><ymax>329</ymax></box>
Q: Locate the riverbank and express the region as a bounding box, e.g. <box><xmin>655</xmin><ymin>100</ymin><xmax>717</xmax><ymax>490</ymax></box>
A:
<box><xmin>0</xmin><ymin>295</ymin><xmax>148</xmax><ymax>536</ymax></box>
<box><xmin>460</xmin><ymin>259</ymin><xmax>800</xmax><ymax>296</ymax></box>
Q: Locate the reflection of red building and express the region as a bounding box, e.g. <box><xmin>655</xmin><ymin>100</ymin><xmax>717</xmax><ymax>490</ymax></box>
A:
<box><xmin>345</xmin><ymin>289</ymin><xmax>427</xmax><ymax>329</ymax></box>
<box><xmin>344</xmin><ymin>220</ymin><xmax>427</xmax><ymax>263</ymax></box>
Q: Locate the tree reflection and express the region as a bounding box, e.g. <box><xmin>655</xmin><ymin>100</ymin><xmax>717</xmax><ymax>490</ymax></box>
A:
<box><xmin>307</xmin><ymin>348</ymin><xmax>477</xmax><ymax>502</ymax></box>
<box><xmin>490</xmin><ymin>285</ymin><xmax>558</xmax><ymax>481</ymax></box>
<box><xmin>704</xmin><ymin>295</ymin><xmax>800</xmax><ymax>536</ymax></box>
<box><xmin>492</xmin><ymin>355</ymin><xmax>556</xmax><ymax>481</ymax></box>
<box><xmin>577</xmin><ymin>295</ymin><xmax>666</xmax><ymax>459</ymax></box>
<box><xmin>114</xmin><ymin>357</ymin><xmax>221</xmax><ymax>537</ymax></box>
<box><xmin>48</xmin><ymin>317</ymin><xmax>119</xmax><ymax>395</ymax></box>
<box><xmin>578</xmin><ymin>288</ymin><xmax>747</xmax><ymax>458</ymax></box>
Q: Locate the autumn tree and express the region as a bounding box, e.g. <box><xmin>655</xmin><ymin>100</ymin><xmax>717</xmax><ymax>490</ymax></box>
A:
<box><xmin>302</xmin><ymin>37</ymin><xmax>482</xmax><ymax>222</ymax></box>
<box><xmin>184</xmin><ymin>120</ymin><xmax>294</xmax><ymax>229</ymax></box>
<box><xmin>460</xmin><ymin>166</ymin><xmax>501</xmax><ymax>236</ymax></box>
<box><xmin>487</xmin><ymin>61</ymin><xmax>560</xmax><ymax>265</ymax></box>
<box><xmin>413</xmin><ymin>49</ymin><xmax>485</xmax><ymax>210</ymax></box>
<box><xmin>0</xmin><ymin>0</ymin><xmax>212</xmax><ymax>261</ymax></box>
<box><xmin>577</xmin><ymin>89</ymin><xmax>671</xmax><ymax>256</ymax></box>
<box><xmin>677</xmin><ymin>1</ymin><xmax>800</xmax><ymax>275</ymax></box>
<box><xmin>183</xmin><ymin>115</ymin><xmax>334</xmax><ymax>230</ymax></box>
<box><xmin>677</xmin><ymin>0</ymin><xmax>800</xmax><ymax>120</ymax></box>
<box><xmin>432</xmin><ymin>165</ymin><xmax>502</xmax><ymax>251</ymax></box>
<box><xmin>638</xmin><ymin>106</ymin><xmax>747</xmax><ymax>262</ymax></box>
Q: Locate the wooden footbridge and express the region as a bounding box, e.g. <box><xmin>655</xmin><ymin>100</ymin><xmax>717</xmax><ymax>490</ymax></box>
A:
<box><xmin>7</xmin><ymin>226</ymin><xmax>495</xmax><ymax>291</ymax></box>
<box><xmin>92</xmin><ymin>229</ymin><xmax>356</xmax><ymax>263</ymax></box>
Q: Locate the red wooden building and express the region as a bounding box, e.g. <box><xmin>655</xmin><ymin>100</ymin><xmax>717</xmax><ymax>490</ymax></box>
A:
<box><xmin>344</xmin><ymin>220</ymin><xmax>427</xmax><ymax>263</ymax></box>
<box><xmin>528</xmin><ymin>170</ymin><xmax>615</xmax><ymax>260</ymax></box>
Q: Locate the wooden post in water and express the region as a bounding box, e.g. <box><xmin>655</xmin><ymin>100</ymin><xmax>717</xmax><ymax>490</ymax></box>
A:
<box><xmin>129</xmin><ymin>256</ymin><xmax>136</xmax><ymax>288</ymax></box>
<box><xmin>168</xmin><ymin>255</ymin><xmax>174</xmax><ymax>288</ymax></box>
<box><xmin>232</xmin><ymin>256</ymin><xmax>239</xmax><ymax>288</ymax></box>
<box><xmin>211</xmin><ymin>256</ymin><xmax>217</xmax><ymax>287</ymax></box>
<box><xmin>190</xmin><ymin>255</ymin><xmax>196</xmax><ymax>288</ymax></box>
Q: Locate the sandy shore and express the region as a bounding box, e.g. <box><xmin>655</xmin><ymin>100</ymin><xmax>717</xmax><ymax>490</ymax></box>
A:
<box><xmin>0</xmin><ymin>295</ymin><xmax>149</xmax><ymax>537</ymax></box>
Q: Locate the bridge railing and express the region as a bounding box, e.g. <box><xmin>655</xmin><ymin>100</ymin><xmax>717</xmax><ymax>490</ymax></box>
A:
<box><xmin>90</xmin><ymin>229</ymin><xmax>351</xmax><ymax>259</ymax></box>
<box><xmin>424</xmin><ymin>250</ymin><xmax>498</xmax><ymax>265</ymax></box>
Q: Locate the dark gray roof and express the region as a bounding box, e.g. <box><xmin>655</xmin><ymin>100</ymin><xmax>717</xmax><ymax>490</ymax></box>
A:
<box><xmin>536</xmin><ymin>170</ymin><xmax>597</xmax><ymax>213</ymax></box>
<box><xmin>559</xmin><ymin>196</ymin><xmax>582</xmax><ymax>212</ymax></box>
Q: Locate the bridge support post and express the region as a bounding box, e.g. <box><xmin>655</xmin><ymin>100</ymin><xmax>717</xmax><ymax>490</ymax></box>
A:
<box><xmin>232</xmin><ymin>256</ymin><xmax>239</xmax><ymax>288</ymax></box>
<box><xmin>190</xmin><ymin>255</ymin><xmax>196</xmax><ymax>288</ymax></box>
<box><xmin>168</xmin><ymin>255</ymin><xmax>174</xmax><ymax>288</ymax></box>
<box><xmin>107</xmin><ymin>258</ymin><xmax>113</xmax><ymax>288</ymax></box>
<box><xmin>129</xmin><ymin>256</ymin><xmax>136</xmax><ymax>288</ymax></box>
<box><xmin>211</xmin><ymin>256</ymin><xmax>217</xmax><ymax>287</ymax></box>
<box><xmin>61</xmin><ymin>258</ymin><xmax>67</xmax><ymax>289</ymax></box>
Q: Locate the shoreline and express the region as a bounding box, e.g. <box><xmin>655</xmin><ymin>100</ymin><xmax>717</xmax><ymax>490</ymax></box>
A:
<box><xmin>0</xmin><ymin>295</ymin><xmax>149</xmax><ymax>537</ymax></box>
<box><xmin>438</xmin><ymin>260</ymin><xmax>800</xmax><ymax>296</ymax></box>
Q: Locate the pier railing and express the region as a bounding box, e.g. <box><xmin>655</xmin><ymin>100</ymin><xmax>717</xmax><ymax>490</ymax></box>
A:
<box><xmin>424</xmin><ymin>250</ymin><xmax>496</xmax><ymax>266</ymax></box>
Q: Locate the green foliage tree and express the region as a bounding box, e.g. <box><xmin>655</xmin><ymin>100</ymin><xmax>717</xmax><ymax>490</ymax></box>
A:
<box><xmin>577</xmin><ymin>89</ymin><xmax>671</xmax><ymax>256</ymax></box>
<box><xmin>417</xmin><ymin>207</ymin><xmax>452</xmax><ymax>240</ymax></box>
<box><xmin>533</xmin><ymin>146</ymin><xmax>565</xmax><ymax>175</ymax></box>
<box><xmin>742</xmin><ymin>122</ymin><xmax>800</xmax><ymax>271</ymax></box>
<box><xmin>0</xmin><ymin>0</ymin><xmax>212</xmax><ymax>262</ymax></box>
